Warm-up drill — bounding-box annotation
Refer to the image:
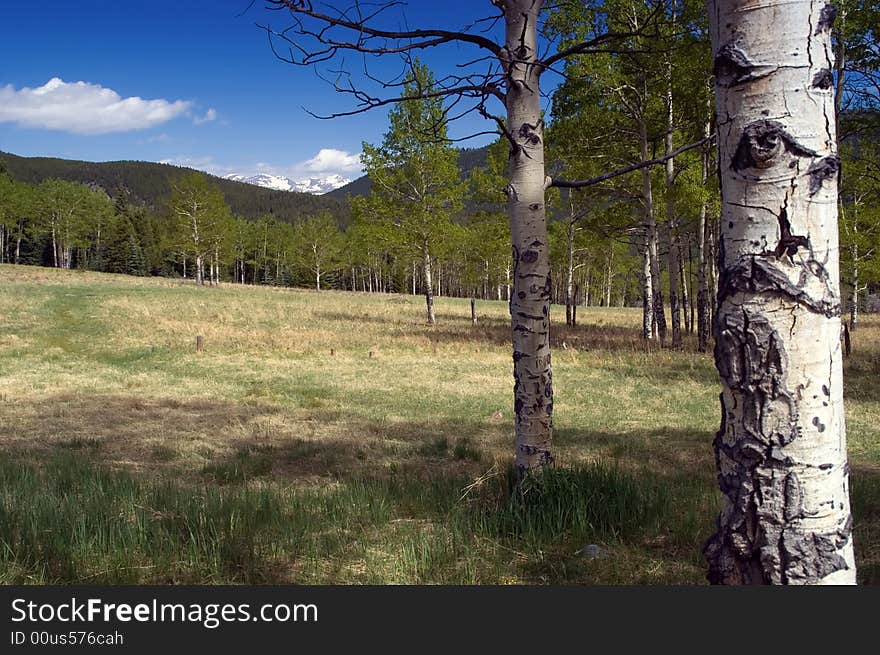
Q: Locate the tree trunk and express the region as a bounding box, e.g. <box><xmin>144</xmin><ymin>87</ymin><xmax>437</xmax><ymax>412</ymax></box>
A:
<box><xmin>195</xmin><ymin>254</ymin><xmax>204</xmax><ymax>286</ymax></box>
<box><xmin>423</xmin><ymin>246</ymin><xmax>435</xmax><ymax>325</ymax></box>
<box><xmin>51</xmin><ymin>223</ymin><xmax>59</xmax><ymax>268</ymax></box>
<box><xmin>604</xmin><ymin>250</ymin><xmax>613</xmax><ymax>308</ymax></box>
<box><xmin>566</xmin><ymin>214</ymin><xmax>575</xmax><ymax>326</ymax></box>
<box><xmin>697</xmin><ymin>195</ymin><xmax>711</xmax><ymax>352</ymax></box>
<box><xmin>665</xmin><ymin>49</ymin><xmax>682</xmax><ymax>349</ymax></box>
<box><xmin>503</xmin><ymin>0</ymin><xmax>553</xmax><ymax>476</ymax></box>
<box><xmin>680</xmin><ymin>240</ymin><xmax>691</xmax><ymax>334</ymax></box>
<box><xmin>704</xmin><ymin>0</ymin><xmax>856</xmax><ymax>584</ymax></box>
<box><xmin>639</xmin><ymin>121</ymin><xmax>660</xmax><ymax>340</ymax></box>
<box><xmin>850</xmin><ymin>237</ymin><xmax>858</xmax><ymax>331</ymax></box>
<box><xmin>471</xmin><ymin>295</ymin><xmax>477</xmax><ymax>326</ymax></box>
<box><xmin>641</xmin><ymin>242</ymin><xmax>653</xmax><ymax>340</ymax></box>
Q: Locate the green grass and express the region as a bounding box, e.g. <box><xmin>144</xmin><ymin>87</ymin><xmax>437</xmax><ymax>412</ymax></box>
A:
<box><xmin>0</xmin><ymin>264</ymin><xmax>878</xmax><ymax>584</ymax></box>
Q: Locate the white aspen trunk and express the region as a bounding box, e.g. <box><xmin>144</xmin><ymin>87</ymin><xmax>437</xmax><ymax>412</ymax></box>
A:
<box><xmin>642</xmin><ymin>243</ymin><xmax>653</xmax><ymax>340</ymax></box>
<box><xmin>412</xmin><ymin>261</ymin><xmax>417</xmax><ymax>296</ymax></box>
<box><xmin>51</xmin><ymin>222</ymin><xmax>59</xmax><ymax>268</ymax></box>
<box><xmin>680</xmin><ymin>241</ymin><xmax>691</xmax><ymax>334</ymax></box>
<box><xmin>698</xmin><ymin>119</ymin><xmax>712</xmax><ymax>352</ymax></box>
<box><xmin>195</xmin><ymin>253</ymin><xmax>204</xmax><ymax>286</ymax></box>
<box><xmin>665</xmin><ymin>38</ymin><xmax>682</xmax><ymax>348</ymax></box>
<box><xmin>850</xmin><ymin>236</ymin><xmax>858</xmax><ymax>330</ymax></box>
<box><xmin>502</xmin><ymin>0</ymin><xmax>553</xmax><ymax>475</ymax></box>
<box><xmin>423</xmin><ymin>245</ymin><xmax>435</xmax><ymax>325</ymax></box>
<box><xmin>705</xmin><ymin>0</ymin><xmax>856</xmax><ymax>584</ymax></box>
<box><xmin>640</xmin><ymin>118</ymin><xmax>665</xmax><ymax>341</ymax></box>
<box><xmin>585</xmin><ymin>267</ymin><xmax>592</xmax><ymax>307</ymax></box>
<box><xmin>604</xmin><ymin>250</ymin><xmax>613</xmax><ymax>308</ymax></box>
<box><xmin>566</xmin><ymin>215</ymin><xmax>575</xmax><ymax>326</ymax></box>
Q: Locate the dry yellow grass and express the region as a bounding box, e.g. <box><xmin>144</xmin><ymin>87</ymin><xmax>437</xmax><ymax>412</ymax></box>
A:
<box><xmin>1</xmin><ymin>263</ymin><xmax>878</xmax><ymax>583</ymax></box>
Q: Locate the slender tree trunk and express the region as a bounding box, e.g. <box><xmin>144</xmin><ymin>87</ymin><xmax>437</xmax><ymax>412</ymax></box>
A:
<box><xmin>639</xmin><ymin>121</ymin><xmax>660</xmax><ymax>339</ymax></box>
<box><xmin>195</xmin><ymin>254</ymin><xmax>204</xmax><ymax>286</ymax></box>
<box><xmin>665</xmin><ymin>48</ymin><xmax>682</xmax><ymax>348</ymax></box>
<box><xmin>605</xmin><ymin>250</ymin><xmax>613</xmax><ymax>308</ymax></box>
<box><xmin>704</xmin><ymin>0</ymin><xmax>856</xmax><ymax>584</ymax></box>
<box><xmin>642</xmin><ymin>241</ymin><xmax>653</xmax><ymax>340</ymax></box>
<box><xmin>708</xmin><ymin>217</ymin><xmax>718</xmax><ymax>328</ymax></box>
<box><xmin>503</xmin><ymin>0</ymin><xmax>553</xmax><ymax>475</ymax></box>
<box><xmin>850</xmin><ymin>237</ymin><xmax>858</xmax><ymax>331</ymax></box>
<box><xmin>680</xmin><ymin>240</ymin><xmax>691</xmax><ymax>334</ymax></box>
<box><xmin>423</xmin><ymin>245</ymin><xmax>435</xmax><ymax>325</ymax></box>
<box><xmin>51</xmin><ymin>222</ymin><xmax>59</xmax><ymax>268</ymax></box>
<box><xmin>566</xmin><ymin>214</ymin><xmax>575</xmax><ymax>326</ymax></box>
<box><xmin>471</xmin><ymin>295</ymin><xmax>477</xmax><ymax>326</ymax></box>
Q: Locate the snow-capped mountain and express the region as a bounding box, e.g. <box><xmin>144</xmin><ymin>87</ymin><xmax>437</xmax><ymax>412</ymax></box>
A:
<box><xmin>223</xmin><ymin>172</ymin><xmax>350</xmax><ymax>195</ymax></box>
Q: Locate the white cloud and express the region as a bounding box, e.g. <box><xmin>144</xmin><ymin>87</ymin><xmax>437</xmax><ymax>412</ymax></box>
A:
<box><xmin>155</xmin><ymin>147</ymin><xmax>365</xmax><ymax>184</ymax></box>
<box><xmin>193</xmin><ymin>108</ymin><xmax>217</xmax><ymax>125</ymax></box>
<box><xmin>300</xmin><ymin>148</ymin><xmax>362</xmax><ymax>174</ymax></box>
<box><xmin>0</xmin><ymin>77</ymin><xmax>191</xmax><ymax>135</ymax></box>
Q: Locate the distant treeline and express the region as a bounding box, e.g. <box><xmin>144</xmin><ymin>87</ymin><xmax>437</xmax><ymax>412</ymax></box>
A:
<box><xmin>0</xmin><ymin>151</ymin><xmax>350</xmax><ymax>226</ymax></box>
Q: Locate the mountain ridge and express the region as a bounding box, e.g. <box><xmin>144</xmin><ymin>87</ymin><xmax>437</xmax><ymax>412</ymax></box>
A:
<box><xmin>0</xmin><ymin>151</ymin><xmax>350</xmax><ymax>225</ymax></box>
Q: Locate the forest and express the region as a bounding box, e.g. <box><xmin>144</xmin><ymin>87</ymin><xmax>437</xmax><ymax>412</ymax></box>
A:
<box><xmin>1</xmin><ymin>0</ymin><xmax>879</xmax><ymax>585</ymax></box>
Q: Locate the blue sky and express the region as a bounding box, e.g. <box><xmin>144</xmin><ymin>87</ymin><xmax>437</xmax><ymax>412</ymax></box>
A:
<box><xmin>0</xmin><ymin>1</ymin><xmax>509</xmax><ymax>181</ymax></box>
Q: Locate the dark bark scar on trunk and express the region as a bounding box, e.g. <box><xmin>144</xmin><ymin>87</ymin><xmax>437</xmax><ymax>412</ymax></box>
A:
<box><xmin>714</xmin><ymin>43</ymin><xmax>772</xmax><ymax>87</ymax></box>
<box><xmin>731</xmin><ymin>120</ymin><xmax>818</xmax><ymax>173</ymax></box>
<box><xmin>807</xmin><ymin>156</ymin><xmax>840</xmax><ymax>195</ymax></box>
<box><xmin>815</xmin><ymin>4</ymin><xmax>838</xmax><ymax>34</ymax></box>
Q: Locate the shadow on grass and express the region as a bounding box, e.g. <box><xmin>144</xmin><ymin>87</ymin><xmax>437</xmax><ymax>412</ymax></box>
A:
<box><xmin>1</xmin><ymin>392</ymin><xmax>875</xmax><ymax>584</ymax></box>
<box><xmin>0</xmin><ymin>452</ymin><xmax>717</xmax><ymax>584</ymax></box>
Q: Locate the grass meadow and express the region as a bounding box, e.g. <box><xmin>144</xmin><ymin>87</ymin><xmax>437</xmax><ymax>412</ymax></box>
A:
<box><xmin>1</xmin><ymin>263</ymin><xmax>878</xmax><ymax>584</ymax></box>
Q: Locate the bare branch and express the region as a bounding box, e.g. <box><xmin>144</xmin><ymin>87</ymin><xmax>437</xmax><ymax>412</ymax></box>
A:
<box><xmin>549</xmin><ymin>134</ymin><xmax>716</xmax><ymax>189</ymax></box>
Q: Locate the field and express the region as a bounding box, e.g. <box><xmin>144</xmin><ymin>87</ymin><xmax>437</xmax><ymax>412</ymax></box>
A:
<box><xmin>1</xmin><ymin>263</ymin><xmax>878</xmax><ymax>584</ymax></box>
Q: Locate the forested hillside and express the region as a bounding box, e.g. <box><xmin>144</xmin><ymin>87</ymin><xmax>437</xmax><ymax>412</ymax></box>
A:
<box><xmin>0</xmin><ymin>151</ymin><xmax>348</xmax><ymax>224</ymax></box>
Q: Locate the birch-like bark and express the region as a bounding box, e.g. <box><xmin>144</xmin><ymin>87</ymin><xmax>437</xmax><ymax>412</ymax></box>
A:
<box><xmin>639</xmin><ymin>118</ymin><xmax>661</xmax><ymax>340</ymax></box>
<box><xmin>680</xmin><ymin>241</ymin><xmax>691</xmax><ymax>333</ymax></box>
<box><xmin>566</xmin><ymin>210</ymin><xmax>575</xmax><ymax>326</ymax></box>
<box><xmin>641</xmin><ymin>241</ymin><xmax>653</xmax><ymax>340</ymax></box>
<box><xmin>605</xmin><ymin>250</ymin><xmax>613</xmax><ymax>308</ymax></box>
<box><xmin>697</xmin><ymin>117</ymin><xmax>713</xmax><ymax>352</ymax></box>
<box><xmin>850</xmin><ymin>233</ymin><xmax>858</xmax><ymax>330</ymax></box>
<box><xmin>195</xmin><ymin>253</ymin><xmax>204</xmax><ymax>287</ymax></box>
<box><xmin>423</xmin><ymin>245</ymin><xmax>435</xmax><ymax>325</ymax></box>
<box><xmin>705</xmin><ymin>0</ymin><xmax>856</xmax><ymax>584</ymax></box>
<box><xmin>51</xmin><ymin>223</ymin><xmax>58</xmax><ymax>268</ymax></box>
<box><xmin>502</xmin><ymin>0</ymin><xmax>553</xmax><ymax>475</ymax></box>
<box><xmin>665</xmin><ymin>75</ymin><xmax>682</xmax><ymax>349</ymax></box>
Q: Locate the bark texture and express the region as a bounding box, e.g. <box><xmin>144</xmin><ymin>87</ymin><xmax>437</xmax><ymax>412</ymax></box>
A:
<box><xmin>502</xmin><ymin>0</ymin><xmax>553</xmax><ymax>476</ymax></box>
<box><xmin>705</xmin><ymin>0</ymin><xmax>856</xmax><ymax>584</ymax></box>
